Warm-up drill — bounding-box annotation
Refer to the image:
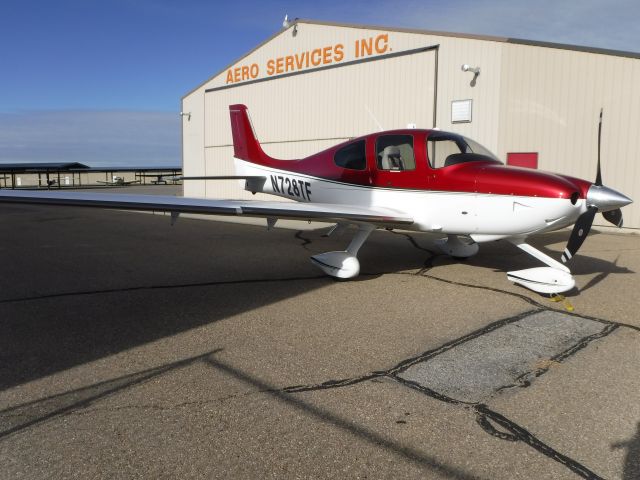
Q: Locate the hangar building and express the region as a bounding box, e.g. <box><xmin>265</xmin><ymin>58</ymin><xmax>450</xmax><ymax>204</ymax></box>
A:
<box><xmin>181</xmin><ymin>19</ymin><xmax>640</xmax><ymax>230</ymax></box>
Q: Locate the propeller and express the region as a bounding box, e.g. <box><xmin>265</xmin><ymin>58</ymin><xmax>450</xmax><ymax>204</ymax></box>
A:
<box><xmin>595</xmin><ymin>109</ymin><xmax>603</xmax><ymax>187</ymax></box>
<box><xmin>602</xmin><ymin>208</ymin><xmax>623</xmax><ymax>227</ymax></box>
<box><xmin>561</xmin><ymin>206</ymin><xmax>597</xmax><ymax>263</ymax></box>
<box><xmin>561</xmin><ymin>109</ymin><xmax>629</xmax><ymax>263</ymax></box>
<box><xmin>594</xmin><ymin>109</ymin><xmax>624</xmax><ymax>227</ymax></box>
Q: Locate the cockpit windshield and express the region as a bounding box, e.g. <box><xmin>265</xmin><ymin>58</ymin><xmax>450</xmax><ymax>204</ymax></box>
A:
<box><xmin>427</xmin><ymin>132</ymin><xmax>501</xmax><ymax>168</ymax></box>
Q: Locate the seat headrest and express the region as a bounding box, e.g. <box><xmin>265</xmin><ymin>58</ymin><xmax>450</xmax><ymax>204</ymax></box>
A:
<box><xmin>381</xmin><ymin>146</ymin><xmax>401</xmax><ymax>157</ymax></box>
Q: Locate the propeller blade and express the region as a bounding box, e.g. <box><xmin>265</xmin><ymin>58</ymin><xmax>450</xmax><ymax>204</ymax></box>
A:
<box><xmin>603</xmin><ymin>208</ymin><xmax>623</xmax><ymax>227</ymax></box>
<box><xmin>561</xmin><ymin>206</ymin><xmax>597</xmax><ymax>263</ymax></box>
<box><xmin>595</xmin><ymin>109</ymin><xmax>603</xmax><ymax>186</ymax></box>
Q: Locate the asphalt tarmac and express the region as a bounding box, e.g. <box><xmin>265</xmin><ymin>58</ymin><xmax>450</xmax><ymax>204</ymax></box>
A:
<box><xmin>0</xmin><ymin>186</ymin><xmax>639</xmax><ymax>479</ymax></box>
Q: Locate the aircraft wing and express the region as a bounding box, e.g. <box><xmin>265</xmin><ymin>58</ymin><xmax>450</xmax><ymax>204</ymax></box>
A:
<box><xmin>0</xmin><ymin>190</ymin><xmax>413</xmax><ymax>226</ymax></box>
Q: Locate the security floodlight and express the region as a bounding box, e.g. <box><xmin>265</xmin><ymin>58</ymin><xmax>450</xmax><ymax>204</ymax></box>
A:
<box><xmin>461</xmin><ymin>64</ymin><xmax>480</xmax><ymax>74</ymax></box>
<box><xmin>461</xmin><ymin>64</ymin><xmax>480</xmax><ymax>87</ymax></box>
<box><xmin>282</xmin><ymin>14</ymin><xmax>290</xmax><ymax>28</ymax></box>
<box><xmin>180</xmin><ymin>111</ymin><xmax>191</xmax><ymax>121</ymax></box>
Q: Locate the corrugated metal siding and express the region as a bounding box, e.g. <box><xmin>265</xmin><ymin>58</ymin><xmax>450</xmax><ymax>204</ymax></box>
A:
<box><xmin>498</xmin><ymin>44</ymin><xmax>640</xmax><ymax>228</ymax></box>
<box><xmin>205</xmin><ymin>50</ymin><xmax>435</xmax><ymax>148</ymax></box>
<box><xmin>431</xmin><ymin>36</ymin><xmax>503</xmax><ymax>154</ymax></box>
<box><xmin>182</xmin><ymin>91</ymin><xmax>206</xmax><ymax>197</ymax></box>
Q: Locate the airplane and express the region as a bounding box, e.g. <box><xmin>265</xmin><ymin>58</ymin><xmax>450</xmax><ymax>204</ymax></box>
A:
<box><xmin>96</xmin><ymin>176</ymin><xmax>141</xmax><ymax>186</ymax></box>
<box><xmin>137</xmin><ymin>173</ymin><xmax>182</xmax><ymax>184</ymax></box>
<box><xmin>38</xmin><ymin>178</ymin><xmax>58</xmax><ymax>187</ymax></box>
<box><xmin>0</xmin><ymin>105</ymin><xmax>632</xmax><ymax>295</ymax></box>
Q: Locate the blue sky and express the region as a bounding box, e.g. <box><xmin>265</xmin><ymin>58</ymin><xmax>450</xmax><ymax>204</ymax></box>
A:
<box><xmin>1</xmin><ymin>0</ymin><xmax>639</xmax><ymax>167</ymax></box>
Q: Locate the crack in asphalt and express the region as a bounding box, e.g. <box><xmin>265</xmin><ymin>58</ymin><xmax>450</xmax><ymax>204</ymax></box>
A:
<box><xmin>294</xmin><ymin>230</ymin><xmax>313</xmax><ymax>250</ymax></box>
<box><xmin>275</xmin><ymin>233</ymin><xmax>629</xmax><ymax>479</ymax></box>
<box><xmin>271</xmin><ymin>307</ymin><xmax>616</xmax><ymax>479</ymax></box>
<box><xmin>475</xmin><ymin>405</ymin><xmax>605</xmax><ymax>480</ymax></box>
<box><xmin>0</xmin><ymin>274</ymin><xmax>328</xmax><ymax>305</ymax></box>
<box><xmin>1</xmin><ymin>230</ymin><xmax>635</xmax><ymax>479</ymax></box>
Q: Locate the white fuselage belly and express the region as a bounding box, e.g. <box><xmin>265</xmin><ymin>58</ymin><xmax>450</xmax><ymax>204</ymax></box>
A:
<box><xmin>235</xmin><ymin>159</ymin><xmax>585</xmax><ymax>240</ymax></box>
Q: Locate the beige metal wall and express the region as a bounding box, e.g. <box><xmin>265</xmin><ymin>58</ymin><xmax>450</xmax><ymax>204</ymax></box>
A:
<box><xmin>183</xmin><ymin>20</ymin><xmax>639</xmax><ymax>229</ymax></box>
<box><xmin>498</xmin><ymin>44</ymin><xmax>640</xmax><ymax>229</ymax></box>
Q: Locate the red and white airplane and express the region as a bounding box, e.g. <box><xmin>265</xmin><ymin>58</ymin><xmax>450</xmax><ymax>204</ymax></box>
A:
<box><xmin>0</xmin><ymin>105</ymin><xmax>632</xmax><ymax>294</ymax></box>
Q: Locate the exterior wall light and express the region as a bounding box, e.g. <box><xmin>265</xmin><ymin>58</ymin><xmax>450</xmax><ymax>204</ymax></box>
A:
<box><xmin>282</xmin><ymin>14</ymin><xmax>298</xmax><ymax>37</ymax></box>
<box><xmin>461</xmin><ymin>64</ymin><xmax>480</xmax><ymax>87</ymax></box>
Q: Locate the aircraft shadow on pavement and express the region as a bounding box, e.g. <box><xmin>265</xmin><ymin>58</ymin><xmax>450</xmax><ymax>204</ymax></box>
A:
<box><xmin>434</xmin><ymin>229</ymin><xmax>634</xmax><ymax>292</ymax></box>
<box><xmin>0</xmin><ymin>350</ymin><xmax>222</xmax><ymax>440</ymax></box>
<box><xmin>611</xmin><ymin>421</ymin><xmax>640</xmax><ymax>480</ymax></box>
<box><xmin>0</xmin><ymin>347</ymin><xmax>483</xmax><ymax>480</ymax></box>
<box><xmin>0</xmin><ymin>205</ymin><xmax>633</xmax><ymax>391</ymax></box>
<box><xmin>0</xmin><ymin>205</ymin><xmax>427</xmax><ymax>391</ymax></box>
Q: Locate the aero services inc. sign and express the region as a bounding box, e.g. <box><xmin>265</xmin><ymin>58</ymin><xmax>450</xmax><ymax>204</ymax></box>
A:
<box><xmin>225</xmin><ymin>33</ymin><xmax>392</xmax><ymax>84</ymax></box>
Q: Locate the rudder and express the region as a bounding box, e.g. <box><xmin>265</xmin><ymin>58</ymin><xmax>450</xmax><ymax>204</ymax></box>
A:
<box><xmin>229</xmin><ymin>104</ymin><xmax>269</xmax><ymax>163</ymax></box>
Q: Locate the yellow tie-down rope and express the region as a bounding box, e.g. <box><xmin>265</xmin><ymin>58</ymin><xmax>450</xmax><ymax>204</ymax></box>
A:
<box><xmin>549</xmin><ymin>293</ymin><xmax>574</xmax><ymax>312</ymax></box>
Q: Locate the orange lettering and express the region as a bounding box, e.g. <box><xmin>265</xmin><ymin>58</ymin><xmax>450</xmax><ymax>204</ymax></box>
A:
<box><xmin>361</xmin><ymin>38</ymin><xmax>373</xmax><ymax>56</ymax></box>
<box><xmin>250</xmin><ymin>63</ymin><xmax>259</xmax><ymax>78</ymax></box>
<box><xmin>375</xmin><ymin>34</ymin><xmax>388</xmax><ymax>54</ymax></box>
<box><xmin>226</xmin><ymin>69</ymin><xmax>234</xmax><ymax>84</ymax></box>
<box><xmin>311</xmin><ymin>48</ymin><xmax>322</xmax><ymax>66</ymax></box>
<box><xmin>276</xmin><ymin>57</ymin><xmax>284</xmax><ymax>74</ymax></box>
<box><xmin>294</xmin><ymin>52</ymin><xmax>305</xmax><ymax>69</ymax></box>
<box><xmin>334</xmin><ymin>43</ymin><xmax>344</xmax><ymax>62</ymax></box>
<box><xmin>267</xmin><ymin>59</ymin><xmax>275</xmax><ymax>75</ymax></box>
<box><xmin>233</xmin><ymin>67</ymin><xmax>241</xmax><ymax>82</ymax></box>
<box><xmin>241</xmin><ymin>66</ymin><xmax>249</xmax><ymax>80</ymax></box>
<box><xmin>322</xmin><ymin>46</ymin><xmax>332</xmax><ymax>64</ymax></box>
<box><xmin>285</xmin><ymin>55</ymin><xmax>294</xmax><ymax>72</ymax></box>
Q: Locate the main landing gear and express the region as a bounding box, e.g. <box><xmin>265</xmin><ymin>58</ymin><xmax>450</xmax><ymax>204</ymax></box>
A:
<box><xmin>309</xmin><ymin>227</ymin><xmax>575</xmax><ymax>295</ymax></box>
<box><xmin>310</xmin><ymin>224</ymin><xmax>374</xmax><ymax>279</ymax></box>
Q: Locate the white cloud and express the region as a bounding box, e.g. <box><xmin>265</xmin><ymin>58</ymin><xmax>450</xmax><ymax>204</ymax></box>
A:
<box><xmin>0</xmin><ymin>110</ymin><xmax>180</xmax><ymax>167</ymax></box>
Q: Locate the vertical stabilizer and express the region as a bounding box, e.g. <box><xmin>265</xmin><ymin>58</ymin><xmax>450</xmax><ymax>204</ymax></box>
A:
<box><xmin>229</xmin><ymin>104</ymin><xmax>271</xmax><ymax>164</ymax></box>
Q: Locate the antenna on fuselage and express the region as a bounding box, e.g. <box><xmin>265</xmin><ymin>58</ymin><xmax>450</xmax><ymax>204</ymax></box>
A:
<box><xmin>364</xmin><ymin>105</ymin><xmax>384</xmax><ymax>132</ymax></box>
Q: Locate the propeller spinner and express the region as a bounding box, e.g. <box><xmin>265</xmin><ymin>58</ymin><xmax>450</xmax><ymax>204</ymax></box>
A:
<box><xmin>561</xmin><ymin>110</ymin><xmax>632</xmax><ymax>263</ymax></box>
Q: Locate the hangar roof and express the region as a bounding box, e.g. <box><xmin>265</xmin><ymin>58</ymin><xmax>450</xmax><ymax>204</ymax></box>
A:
<box><xmin>0</xmin><ymin>162</ymin><xmax>90</xmax><ymax>172</ymax></box>
<box><xmin>183</xmin><ymin>18</ymin><xmax>640</xmax><ymax>99</ymax></box>
<box><xmin>0</xmin><ymin>163</ymin><xmax>181</xmax><ymax>173</ymax></box>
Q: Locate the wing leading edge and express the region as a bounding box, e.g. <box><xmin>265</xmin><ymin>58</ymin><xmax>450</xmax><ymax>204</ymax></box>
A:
<box><xmin>0</xmin><ymin>190</ymin><xmax>413</xmax><ymax>226</ymax></box>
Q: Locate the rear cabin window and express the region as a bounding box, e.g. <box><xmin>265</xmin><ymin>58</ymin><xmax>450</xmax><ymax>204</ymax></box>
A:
<box><xmin>376</xmin><ymin>135</ymin><xmax>415</xmax><ymax>171</ymax></box>
<box><xmin>334</xmin><ymin>140</ymin><xmax>366</xmax><ymax>170</ymax></box>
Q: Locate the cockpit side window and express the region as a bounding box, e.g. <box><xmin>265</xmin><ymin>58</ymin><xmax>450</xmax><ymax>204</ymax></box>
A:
<box><xmin>427</xmin><ymin>132</ymin><xmax>500</xmax><ymax>168</ymax></box>
<box><xmin>334</xmin><ymin>140</ymin><xmax>366</xmax><ymax>170</ymax></box>
<box><xmin>376</xmin><ymin>134</ymin><xmax>415</xmax><ymax>171</ymax></box>
<box><xmin>427</xmin><ymin>138</ymin><xmax>464</xmax><ymax>168</ymax></box>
